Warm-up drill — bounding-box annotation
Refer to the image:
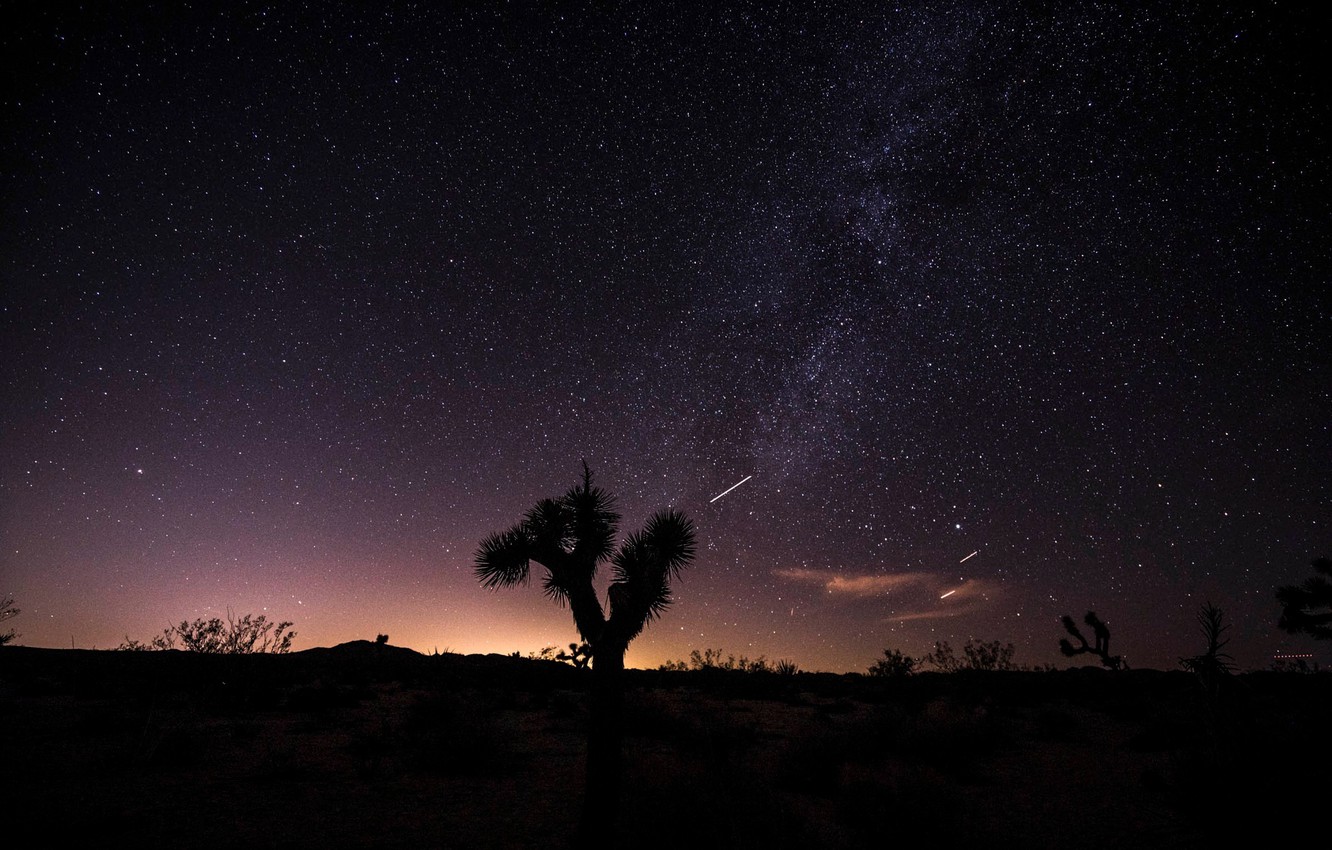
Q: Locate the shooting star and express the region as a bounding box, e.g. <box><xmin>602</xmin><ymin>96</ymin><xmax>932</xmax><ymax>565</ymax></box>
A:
<box><xmin>939</xmin><ymin>589</ymin><xmax>957</xmax><ymax>599</ymax></box>
<box><xmin>959</xmin><ymin>550</ymin><xmax>979</xmax><ymax>563</ymax></box>
<box><xmin>709</xmin><ymin>475</ymin><xmax>752</xmax><ymax>503</ymax></box>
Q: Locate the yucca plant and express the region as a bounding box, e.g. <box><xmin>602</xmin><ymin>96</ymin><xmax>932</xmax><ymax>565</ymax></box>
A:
<box><xmin>475</xmin><ymin>463</ymin><xmax>697</xmax><ymax>846</ymax></box>
<box><xmin>1180</xmin><ymin>602</ymin><xmax>1235</xmax><ymax>690</ymax></box>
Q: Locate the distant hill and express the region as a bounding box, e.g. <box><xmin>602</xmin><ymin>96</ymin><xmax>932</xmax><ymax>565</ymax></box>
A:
<box><xmin>0</xmin><ymin>642</ymin><xmax>583</xmax><ymax>696</ymax></box>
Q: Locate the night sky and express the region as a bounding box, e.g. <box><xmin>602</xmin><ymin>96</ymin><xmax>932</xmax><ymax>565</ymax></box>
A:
<box><xmin>2</xmin><ymin>2</ymin><xmax>1327</xmax><ymax>672</ymax></box>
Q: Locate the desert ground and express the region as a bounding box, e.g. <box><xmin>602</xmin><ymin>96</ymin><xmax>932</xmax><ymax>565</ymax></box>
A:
<box><xmin>3</xmin><ymin>642</ymin><xmax>1327</xmax><ymax>849</ymax></box>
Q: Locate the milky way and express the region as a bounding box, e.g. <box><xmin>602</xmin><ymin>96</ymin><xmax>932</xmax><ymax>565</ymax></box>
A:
<box><xmin>2</xmin><ymin>2</ymin><xmax>1327</xmax><ymax>671</ymax></box>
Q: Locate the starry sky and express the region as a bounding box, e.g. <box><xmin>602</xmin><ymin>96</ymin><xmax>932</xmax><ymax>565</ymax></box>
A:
<box><xmin>2</xmin><ymin>1</ymin><xmax>1327</xmax><ymax>672</ymax></box>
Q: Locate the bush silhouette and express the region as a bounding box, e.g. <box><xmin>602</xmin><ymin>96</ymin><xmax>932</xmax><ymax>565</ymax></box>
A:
<box><xmin>1277</xmin><ymin>557</ymin><xmax>1332</xmax><ymax>640</ymax></box>
<box><xmin>924</xmin><ymin>639</ymin><xmax>1016</xmax><ymax>672</ymax></box>
<box><xmin>474</xmin><ymin>463</ymin><xmax>696</xmax><ymax>846</ymax></box>
<box><xmin>119</xmin><ymin>609</ymin><xmax>295</xmax><ymax>653</ymax></box>
<box><xmin>868</xmin><ymin>648</ymin><xmax>917</xmax><ymax>677</ymax></box>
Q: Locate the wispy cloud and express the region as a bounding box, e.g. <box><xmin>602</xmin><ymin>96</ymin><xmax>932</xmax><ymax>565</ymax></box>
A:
<box><xmin>776</xmin><ymin>569</ymin><xmax>1001</xmax><ymax>624</ymax></box>
<box><xmin>884</xmin><ymin>579</ymin><xmax>999</xmax><ymax>622</ymax></box>
<box><xmin>775</xmin><ymin>568</ymin><xmax>933</xmax><ymax>597</ymax></box>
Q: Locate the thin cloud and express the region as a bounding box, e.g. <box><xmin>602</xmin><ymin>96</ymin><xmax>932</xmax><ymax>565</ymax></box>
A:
<box><xmin>884</xmin><ymin>578</ymin><xmax>1000</xmax><ymax>622</ymax></box>
<box><xmin>775</xmin><ymin>568</ymin><xmax>933</xmax><ymax>597</ymax></box>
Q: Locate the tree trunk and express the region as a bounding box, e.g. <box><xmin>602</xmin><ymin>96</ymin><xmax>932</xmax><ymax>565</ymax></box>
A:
<box><xmin>578</xmin><ymin>645</ymin><xmax>625</xmax><ymax>849</ymax></box>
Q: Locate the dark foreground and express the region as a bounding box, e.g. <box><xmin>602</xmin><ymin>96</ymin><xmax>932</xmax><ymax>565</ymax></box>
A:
<box><xmin>3</xmin><ymin>643</ymin><xmax>1328</xmax><ymax>849</ymax></box>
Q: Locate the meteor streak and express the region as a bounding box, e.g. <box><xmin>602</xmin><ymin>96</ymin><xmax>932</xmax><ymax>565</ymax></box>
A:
<box><xmin>939</xmin><ymin>589</ymin><xmax>957</xmax><ymax>599</ymax></box>
<box><xmin>709</xmin><ymin>475</ymin><xmax>752</xmax><ymax>503</ymax></box>
<box><xmin>959</xmin><ymin>550</ymin><xmax>978</xmax><ymax>563</ymax></box>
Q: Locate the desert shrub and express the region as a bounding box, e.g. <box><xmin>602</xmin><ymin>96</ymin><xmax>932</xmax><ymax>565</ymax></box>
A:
<box><xmin>119</xmin><ymin>610</ymin><xmax>295</xmax><ymax>654</ymax></box>
<box><xmin>1270</xmin><ymin>656</ymin><xmax>1319</xmax><ymax>673</ymax></box>
<box><xmin>924</xmin><ymin>641</ymin><xmax>961</xmax><ymax>672</ymax></box>
<box><xmin>925</xmin><ymin>639</ymin><xmax>1017</xmax><ymax>672</ymax></box>
<box><xmin>665</xmin><ymin>647</ymin><xmax>775</xmax><ymax>673</ymax></box>
<box><xmin>868</xmin><ymin>648</ymin><xmax>917</xmax><ymax>677</ymax></box>
<box><xmin>962</xmin><ymin>639</ymin><xmax>1017</xmax><ymax>671</ymax></box>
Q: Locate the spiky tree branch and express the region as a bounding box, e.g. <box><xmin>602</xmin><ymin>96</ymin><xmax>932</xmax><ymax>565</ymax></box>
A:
<box><xmin>1059</xmin><ymin>611</ymin><xmax>1125</xmax><ymax>670</ymax></box>
<box><xmin>605</xmin><ymin>509</ymin><xmax>697</xmax><ymax>647</ymax></box>
<box><xmin>0</xmin><ymin>595</ymin><xmax>19</xmax><ymax>645</ymax></box>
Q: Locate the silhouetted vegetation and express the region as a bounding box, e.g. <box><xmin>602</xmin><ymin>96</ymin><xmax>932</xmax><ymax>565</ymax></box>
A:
<box><xmin>0</xmin><ymin>595</ymin><xmax>18</xmax><ymax>645</ymax></box>
<box><xmin>556</xmin><ymin>642</ymin><xmax>593</xmax><ymax>668</ymax></box>
<box><xmin>867</xmin><ymin>648</ymin><xmax>917</xmax><ymax>677</ymax></box>
<box><xmin>1180</xmin><ymin>602</ymin><xmax>1234</xmax><ymax>694</ymax></box>
<box><xmin>659</xmin><ymin>648</ymin><xmax>777</xmax><ymax>673</ymax></box>
<box><xmin>924</xmin><ymin>639</ymin><xmax>1017</xmax><ymax>672</ymax></box>
<box><xmin>375</xmin><ymin>633</ymin><xmax>389</xmax><ymax>645</ymax></box>
<box><xmin>1277</xmin><ymin>557</ymin><xmax>1332</xmax><ymax>640</ymax></box>
<box><xmin>1058</xmin><ymin>611</ymin><xmax>1126</xmax><ymax>670</ymax></box>
<box><xmin>1270</xmin><ymin>655</ymin><xmax>1319</xmax><ymax>673</ymax></box>
<box><xmin>963</xmin><ymin>639</ymin><xmax>1018</xmax><ymax>671</ymax></box>
<box><xmin>923</xmin><ymin>641</ymin><xmax>961</xmax><ymax>672</ymax></box>
<box><xmin>474</xmin><ymin>463</ymin><xmax>696</xmax><ymax>846</ymax></box>
<box><xmin>118</xmin><ymin>610</ymin><xmax>295</xmax><ymax>654</ymax></box>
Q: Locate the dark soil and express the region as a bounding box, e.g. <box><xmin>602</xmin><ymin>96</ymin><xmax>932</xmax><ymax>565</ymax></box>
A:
<box><xmin>3</xmin><ymin>643</ymin><xmax>1327</xmax><ymax>849</ymax></box>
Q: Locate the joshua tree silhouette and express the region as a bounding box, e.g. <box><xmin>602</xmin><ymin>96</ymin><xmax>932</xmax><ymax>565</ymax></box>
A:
<box><xmin>1277</xmin><ymin>557</ymin><xmax>1332</xmax><ymax>640</ymax></box>
<box><xmin>1058</xmin><ymin>611</ymin><xmax>1126</xmax><ymax>670</ymax></box>
<box><xmin>475</xmin><ymin>463</ymin><xmax>696</xmax><ymax>847</ymax></box>
<box><xmin>557</xmin><ymin>642</ymin><xmax>593</xmax><ymax>669</ymax></box>
<box><xmin>0</xmin><ymin>595</ymin><xmax>18</xmax><ymax>645</ymax></box>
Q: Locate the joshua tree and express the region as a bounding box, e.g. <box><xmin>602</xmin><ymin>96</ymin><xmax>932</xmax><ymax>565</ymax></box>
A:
<box><xmin>1059</xmin><ymin>611</ymin><xmax>1126</xmax><ymax>670</ymax></box>
<box><xmin>0</xmin><ymin>595</ymin><xmax>19</xmax><ymax>645</ymax></box>
<box><xmin>475</xmin><ymin>463</ymin><xmax>696</xmax><ymax>846</ymax></box>
<box><xmin>556</xmin><ymin>641</ymin><xmax>593</xmax><ymax>669</ymax></box>
<box><xmin>1277</xmin><ymin>557</ymin><xmax>1332</xmax><ymax>640</ymax></box>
